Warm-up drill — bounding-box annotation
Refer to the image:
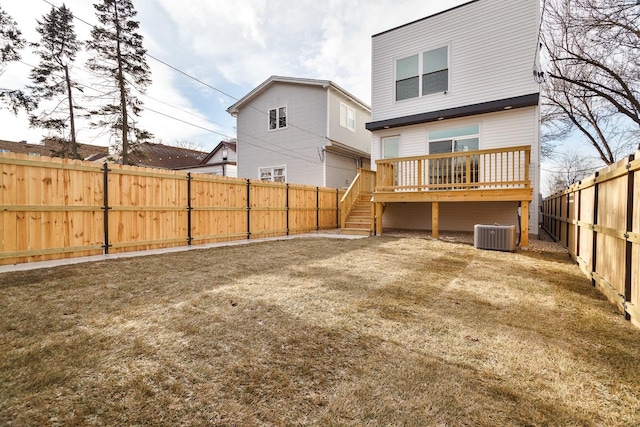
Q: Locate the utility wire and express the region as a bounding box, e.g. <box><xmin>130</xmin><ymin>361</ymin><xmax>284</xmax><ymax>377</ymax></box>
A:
<box><xmin>35</xmin><ymin>0</ymin><xmax>363</xmax><ymax>174</ymax></box>
<box><xmin>40</xmin><ymin>0</ymin><xmax>341</xmax><ymax>144</ymax></box>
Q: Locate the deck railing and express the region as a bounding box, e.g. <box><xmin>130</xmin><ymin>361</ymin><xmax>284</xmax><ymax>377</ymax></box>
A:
<box><xmin>340</xmin><ymin>168</ymin><xmax>375</xmax><ymax>228</ymax></box>
<box><xmin>375</xmin><ymin>145</ymin><xmax>531</xmax><ymax>192</ymax></box>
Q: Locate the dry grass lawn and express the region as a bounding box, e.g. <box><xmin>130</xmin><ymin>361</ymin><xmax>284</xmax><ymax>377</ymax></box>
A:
<box><xmin>1</xmin><ymin>236</ymin><xmax>640</xmax><ymax>426</ymax></box>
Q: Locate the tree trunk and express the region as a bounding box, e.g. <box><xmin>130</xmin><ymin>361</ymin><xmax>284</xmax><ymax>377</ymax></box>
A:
<box><xmin>63</xmin><ymin>64</ymin><xmax>78</xmax><ymax>159</ymax></box>
<box><xmin>114</xmin><ymin>2</ymin><xmax>129</xmax><ymax>165</ymax></box>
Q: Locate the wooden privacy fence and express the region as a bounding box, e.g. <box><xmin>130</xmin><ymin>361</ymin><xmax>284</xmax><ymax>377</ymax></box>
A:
<box><xmin>0</xmin><ymin>153</ymin><xmax>344</xmax><ymax>266</ymax></box>
<box><xmin>541</xmin><ymin>150</ymin><xmax>640</xmax><ymax>328</ymax></box>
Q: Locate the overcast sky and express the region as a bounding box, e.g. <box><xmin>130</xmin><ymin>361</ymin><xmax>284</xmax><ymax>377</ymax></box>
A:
<box><xmin>1</xmin><ymin>0</ymin><xmax>469</xmax><ymax>152</ymax></box>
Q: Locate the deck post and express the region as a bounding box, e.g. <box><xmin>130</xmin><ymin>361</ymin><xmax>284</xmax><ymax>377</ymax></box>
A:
<box><xmin>375</xmin><ymin>202</ymin><xmax>383</xmax><ymax>236</ymax></box>
<box><xmin>432</xmin><ymin>202</ymin><xmax>439</xmax><ymax>239</ymax></box>
<box><xmin>520</xmin><ymin>201</ymin><xmax>529</xmax><ymax>249</ymax></box>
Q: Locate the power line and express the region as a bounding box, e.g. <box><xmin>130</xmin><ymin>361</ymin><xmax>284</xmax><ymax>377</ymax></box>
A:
<box><xmin>34</xmin><ymin>0</ymin><xmax>365</xmax><ymax>174</ymax></box>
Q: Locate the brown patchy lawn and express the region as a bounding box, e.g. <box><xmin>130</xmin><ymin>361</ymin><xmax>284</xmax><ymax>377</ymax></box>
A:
<box><xmin>1</xmin><ymin>237</ymin><xmax>639</xmax><ymax>426</ymax></box>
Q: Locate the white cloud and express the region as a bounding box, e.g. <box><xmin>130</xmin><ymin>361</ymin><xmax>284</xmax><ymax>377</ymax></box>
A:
<box><xmin>1</xmin><ymin>0</ymin><xmax>470</xmax><ymax>150</ymax></box>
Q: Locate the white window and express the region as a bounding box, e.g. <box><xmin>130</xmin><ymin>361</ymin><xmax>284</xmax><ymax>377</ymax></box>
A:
<box><xmin>396</xmin><ymin>46</ymin><xmax>449</xmax><ymax>101</ymax></box>
<box><xmin>340</xmin><ymin>102</ymin><xmax>356</xmax><ymax>131</ymax></box>
<box><xmin>268</xmin><ymin>106</ymin><xmax>287</xmax><ymax>130</ymax></box>
<box><xmin>395</xmin><ymin>55</ymin><xmax>419</xmax><ymax>101</ymax></box>
<box><xmin>382</xmin><ymin>136</ymin><xmax>400</xmax><ymax>159</ymax></box>
<box><xmin>428</xmin><ymin>125</ymin><xmax>480</xmax><ymax>186</ymax></box>
<box><xmin>259</xmin><ymin>165</ymin><xmax>286</xmax><ymax>183</ymax></box>
<box><xmin>428</xmin><ymin>125</ymin><xmax>479</xmax><ymax>154</ymax></box>
<box><xmin>422</xmin><ymin>47</ymin><xmax>448</xmax><ymax>96</ymax></box>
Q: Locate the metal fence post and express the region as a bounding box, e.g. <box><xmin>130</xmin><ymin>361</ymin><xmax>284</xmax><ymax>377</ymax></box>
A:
<box><xmin>247</xmin><ymin>179</ymin><xmax>251</xmax><ymax>239</ymax></box>
<box><xmin>624</xmin><ymin>154</ymin><xmax>635</xmax><ymax>319</ymax></box>
<box><xmin>102</xmin><ymin>162</ymin><xmax>111</xmax><ymax>255</ymax></box>
<box><xmin>187</xmin><ymin>173</ymin><xmax>193</xmax><ymax>246</ymax></box>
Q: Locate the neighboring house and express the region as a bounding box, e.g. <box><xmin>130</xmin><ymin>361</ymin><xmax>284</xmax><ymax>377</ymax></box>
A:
<box><xmin>177</xmin><ymin>140</ymin><xmax>238</xmax><ymax>177</ymax></box>
<box><xmin>226</xmin><ymin>76</ymin><xmax>371</xmax><ymax>188</ymax></box>
<box><xmin>353</xmin><ymin>0</ymin><xmax>540</xmax><ymax>245</ymax></box>
<box><xmin>128</xmin><ymin>142</ymin><xmax>208</xmax><ymax>169</ymax></box>
<box><xmin>0</xmin><ymin>138</ymin><xmax>109</xmax><ymax>160</ymax></box>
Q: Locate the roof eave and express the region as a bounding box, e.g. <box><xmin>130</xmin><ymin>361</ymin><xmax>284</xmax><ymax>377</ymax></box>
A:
<box><xmin>365</xmin><ymin>93</ymin><xmax>539</xmax><ymax>132</ymax></box>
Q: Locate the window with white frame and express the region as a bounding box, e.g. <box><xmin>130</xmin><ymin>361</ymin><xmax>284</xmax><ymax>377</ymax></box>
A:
<box><xmin>396</xmin><ymin>45</ymin><xmax>449</xmax><ymax>101</ymax></box>
<box><xmin>259</xmin><ymin>165</ymin><xmax>286</xmax><ymax>182</ymax></box>
<box><xmin>428</xmin><ymin>125</ymin><xmax>479</xmax><ymax>186</ymax></box>
<box><xmin>339</xmin><ymin>102</ymin><xmax>356</xmax><ymax>131</ymax></box>
<box><xmin>268</xmin><ymin>106</ymin><xmax>287</xmax><ymax>130</ymax></box>
<box><xmin>428</xmin><ymin>125</ymin><xmax>479</xmax><ymax>154</ymax></box>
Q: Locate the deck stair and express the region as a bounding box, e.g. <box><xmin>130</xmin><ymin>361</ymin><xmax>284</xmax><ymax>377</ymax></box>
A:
<box><xmin>341</xmin><ymin>193</ymin><xmax>373</xmax><ymax>236</ymax></box>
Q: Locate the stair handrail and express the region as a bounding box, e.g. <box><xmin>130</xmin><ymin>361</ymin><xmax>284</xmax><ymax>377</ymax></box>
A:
<box><xmin>340</xmin><ymin>168</ymin><xmax>374</xmax><ymax>229</ymax></box>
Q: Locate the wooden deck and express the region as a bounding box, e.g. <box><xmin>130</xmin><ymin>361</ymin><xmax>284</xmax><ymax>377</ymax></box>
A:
<box><xmin>341</xmin><ymin>146</ymin><xmax>533</xmax><ymax>247</ymax></box>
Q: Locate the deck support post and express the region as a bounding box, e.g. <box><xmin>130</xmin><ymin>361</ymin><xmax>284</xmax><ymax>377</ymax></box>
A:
<box><xmin>432</xmin><ymin>202</ymin><xmax>439</xmax><ymax>239</ymax></box>
<box><xmin>375</xmin><ymin>203</ymin><xmax>383</xmax><ymax>236</ymax></box>
<box><xmin>520</xmin><ymin>200</ymin><xmax>529</xmax><ymax>249</ymax></box>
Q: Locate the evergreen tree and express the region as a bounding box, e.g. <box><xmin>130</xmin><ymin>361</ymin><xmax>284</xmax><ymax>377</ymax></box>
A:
<box><xmin>0</xmin><ymin>5</ymin><xmax>33</xmax><ymax>114</ymax></box>
<box><xmin>86</xmin><ymin>0</ymin><xmax>152</xmax><ymax>165</ymax></box>
<box><xmin>29</xmin><ymin>4</ymin><xmax>82</xmax><ymax>159</ymax></box>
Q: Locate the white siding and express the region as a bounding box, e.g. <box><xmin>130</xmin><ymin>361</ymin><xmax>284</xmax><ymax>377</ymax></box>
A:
<box><xmin>205</xmin><ymin>146</ymin><xmax>237</xmax><ymax>164</ymax></box>
<box><xmin>371</xmin><ymin>0</ymin><xmax>540</xmax><ymax>121</ymax></box>
<box><xmin>181</xmin><ymin>164</ymin><xmax>237</xmax><ymax>177</ymax></box>
<box><xmin>371</xmin><ymin>107</ymin><xmax>540</xmax><ymax>234</ymax></box>
<box><xmin>236</xmin><ymin>82</ymin><xmax>326</xmax><ymax>186</ymax></box>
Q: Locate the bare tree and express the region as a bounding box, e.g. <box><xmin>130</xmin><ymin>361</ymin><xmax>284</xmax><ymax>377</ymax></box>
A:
<box><xmin>0</xmin><ymin>6</ymin><xmax>33</xmax><ymax>114</ymax></box>
<box><xmin>545</xmin><ymin>150</ymin><xmax>600</xmax><ymax>195</ymax></box>
<box><xmin>172</xmin><ymin>138</ymin><xmax>204</xmax><ymax>151</ymax></box>
<box><xmin>541</xmin><ymin>0</ymin><xmax>639</xmax><ymax>163</ymax></box>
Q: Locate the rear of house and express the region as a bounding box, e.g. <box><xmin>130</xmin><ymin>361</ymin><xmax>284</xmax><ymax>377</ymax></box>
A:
<box><xmin>227</xmin><ymin>76</ymin><xmax>371</xmax><ymax>188</ymax></box>
<box><xmin>365</xmin><ymin>0</ymin><xmax>541</xmax><ymax>244</ymax></box>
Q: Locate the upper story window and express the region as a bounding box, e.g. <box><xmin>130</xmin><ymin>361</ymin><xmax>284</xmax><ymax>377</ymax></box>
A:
<box><xmin>269</xmin><ymin>106</ymin><xmax>287</xmax><ymax>130</ymax></box>
<box><xmin>422</xmin><ymin>47</ymin><xmax>448</xmax><ymax>95</ymax></box>
<box><xmin>396</xmin><ymin>46</ymin><xmax>449</xmax><ymax>101</ymax></box>
<box><xmin>340</xmin><ymin>102</ymin><xmax>356</xmax><ymax>131</ymax></box>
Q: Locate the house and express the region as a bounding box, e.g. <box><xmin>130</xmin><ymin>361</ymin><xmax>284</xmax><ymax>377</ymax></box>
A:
<box><xmin>0</xmin><ymin>138</ymin><xmax>109</xmax><ymax>160</ymax></box>
<box><xmin>342</xmin><ymin>0</ymin><xmax>540</xmax><ymax>246</ymax></box>
<box><xmin>128</xmin><ymin>142</ymin><xmax>208</xmax><ymax>169</ymax></box>
<box><xmin>176</xmin><ymin>140</ymin><xmax>237</xmax><ymax>177</ymax></box>
<box><xmin>226</xmin><ymin>76</ymin><xmax>371</xmax><ymax>188</ymax></box>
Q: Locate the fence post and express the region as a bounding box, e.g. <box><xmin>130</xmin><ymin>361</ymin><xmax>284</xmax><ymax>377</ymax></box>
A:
<box><xmin>565</xmin><ymin>190</ymin><xmax>570</xmax><ymax>247</ymax></box>
<box><xmin>576</xmin><ymin>187</ymin><xmax>582</xmax><ymax>258</ymax></box>
<box><xmin>187</xmin><ymin>173</ymin><xmax>193</xmax><ymax>246</ymax></box>
<box><xmin>591</xmin><ymin>172</ymin><xmax>600</xmax><ymax>287</ymax></box>
<box><xmin>102</xmin><ymin>162</ymin><xmax>111</xmax><ymax>255</ymax></box>
<box><xmin>247</xmin><ymin>179</ymin><xmax>251</xmax><ymax>239</ymax></box>
<box><xmin>336</xmin><ymin>188</ymin><xmax>339</xmax><ymax>229</ymax></box>
<box><xmin>316</xmin><ymin>187</ymin><xmax>320</xmax><ymax>231</ymax></box>
<box><xmin>286</xmin><ymin>183</ymin><xmax>289</xmax><ymax>236</ymax></box>
<box><xmin>624</xmin><ymin>154</ymin><xmax>635</xmax><ymax>320</ymax></box>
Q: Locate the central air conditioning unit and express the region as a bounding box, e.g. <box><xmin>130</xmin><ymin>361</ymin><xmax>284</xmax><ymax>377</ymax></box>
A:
<box><xmin>474</xmin><ymin>224</ymin><xmax>517</xmax><ymax>252</ymax></box>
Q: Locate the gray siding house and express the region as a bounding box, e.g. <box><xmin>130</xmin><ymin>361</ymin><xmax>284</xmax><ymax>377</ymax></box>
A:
<box><xmin>227</xmin><ymin>76</ymin><xmax>371</xmax><ymax>188</ymax></box>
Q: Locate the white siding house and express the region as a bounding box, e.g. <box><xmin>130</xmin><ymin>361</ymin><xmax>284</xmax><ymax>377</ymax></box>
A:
<box><xmin>227</xmin><ymin>76</ymin><xmax>371</xmax><ymax>188</ymax></box>
<box><xmin>362</xmin><ymin>0</ymin><xmax>541</xmax><ymax>244</ymax></box>
<box><xmin>178</xmin><ymin>141</ymin><xmax>237</xmax><ymax>177</ymax></box>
